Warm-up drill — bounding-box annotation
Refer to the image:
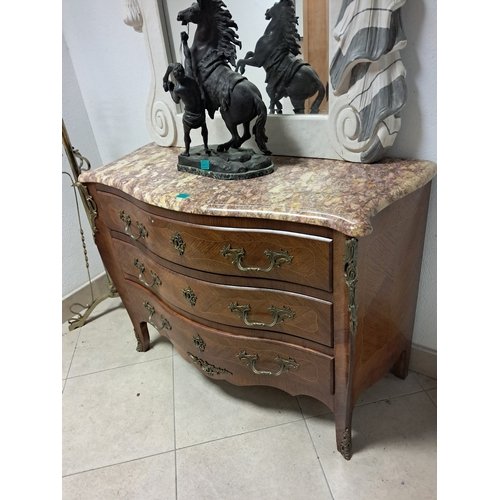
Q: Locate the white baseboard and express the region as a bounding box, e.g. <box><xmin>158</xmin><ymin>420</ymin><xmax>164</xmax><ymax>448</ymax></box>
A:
<box><xmin>409</xmin><ymin>345</ymin><xmax>437</xmax><ymax>379</ymax></box>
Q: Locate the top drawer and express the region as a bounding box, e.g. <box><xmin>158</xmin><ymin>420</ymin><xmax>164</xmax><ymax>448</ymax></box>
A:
<box><xmin>98</xmin><ymin>191</ymin><xmax>333</xmax><ymax>291</ymax></box>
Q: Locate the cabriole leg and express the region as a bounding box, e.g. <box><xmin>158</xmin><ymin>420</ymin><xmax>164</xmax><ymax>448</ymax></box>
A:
<box><xmin>132</xmin><ymin>319</ymin><xmax>150</xmax><ymax>353</ymax></box>
<box><xmin>392</xmin><ymin>348</ymin><xmax>410</xmax><ymax>380</ymax></box>
<box><xmin>335</xmin><ymin>409</ymin><xmax>353</xmax><ymax>460</ymax></box>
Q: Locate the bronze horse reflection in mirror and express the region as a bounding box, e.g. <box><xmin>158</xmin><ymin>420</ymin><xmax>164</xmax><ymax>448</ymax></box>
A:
<box><xmin>177</xmin><ymin>0</ymin><xmax>271</xmax><ymax>155</ymax></box>
<box><xmin>236</xmin><ymin>0</ymin><xmax>325</xmax><ymax>114</ymax></box>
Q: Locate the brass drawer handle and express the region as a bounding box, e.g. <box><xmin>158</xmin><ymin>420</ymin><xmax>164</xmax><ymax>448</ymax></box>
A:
<box><xmin>170</xmin><ymin>232</ymin><xmax>186</xmax><ymax>256</ymax></box>
<box><xmin>220</xmin><ymin>245</ymin><xmax>293</xmax><ymax>273</ymax></box>
<box><xmin>133</xmin><ymin>259</ymin><xmax>162</xmax><ymax>288</ymax></box>
<box><xmin>229</xmin><ymin>302</ymin><xmax>295</xmax><ymax>327</ymax></box>
<box><xmin>143</xmin><ymin>301</ymin><xmax>171</xmax><ymax>331</ymax></box>
<box><xmin>119</xmin><ymin>211</ymin><xmax>148</xmax><ymax>240</ymax></box>
<box><xmin>237</xmin><ymin>351</ymin><xmax>299</xmax><ymax>376</ymax></box>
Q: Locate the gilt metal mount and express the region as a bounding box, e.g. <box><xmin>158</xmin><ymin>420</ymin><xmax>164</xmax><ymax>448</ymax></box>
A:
<box><xmin>188</xmin><ymin>353</ymin><xmax>232</xmax><ymax>377</ymax></box>
<box><xmin>341</xmin><ymin>428</ymin><xmax>352</xmax><ymax>460</ymax></box>
<box><xmin>143</xmin><ymin>301</ymin><xmax>171</xmax><ymax>331</ymax></box>
<box><xmin>192</xmin><ymin>334</ymin><xmax>206</xmax><ymax>352</ymax></box>
<box><xmin>119</xmin><ymin>211</ymin><xmax>148</xmax><ymax>240</ymax></box>
<box><xmin>170</xmin><ymin>232</ymin><xmax>186</xmax><ymax>256</ymax></box>
<box><xmin>237</xmin><ymin>351</ymin><xmax>299</xmax><ymax>377</ymax></box>
<box><xmin>182</xmin><ymin>286</ymin><xmax>197</xmax><ymax>306</ymax></box>
<box><xmin>344</xmin><ymin>238</ymin><xmax>358</xmax><ymax>338</ymax></box>
<box><xmin>229</xmin><ymin>302</ymin><xmax>295</xmax><ymax>328</ymax></box>
<box><xmin>133</xmin><ymin>259</ymin><xmax>162</xmax><ymax>288</ymax></box>
<box><xmin>221</xmin><ymin>245</ymin><xmax>293</xmax><ymax>273</ymax></box>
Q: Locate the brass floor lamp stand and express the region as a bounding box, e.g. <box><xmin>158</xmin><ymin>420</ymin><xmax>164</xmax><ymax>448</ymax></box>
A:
<box><xmin>62</xmin><ymin>120</ymin><xmax>119</xmax><ymax>331</ymax></box>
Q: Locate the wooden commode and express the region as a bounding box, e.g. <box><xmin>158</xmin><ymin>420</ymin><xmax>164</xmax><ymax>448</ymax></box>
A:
<box><xmin>79</xmin><ymin>143</ymin><xmax>436</xmax><ymax>460</ymax></box>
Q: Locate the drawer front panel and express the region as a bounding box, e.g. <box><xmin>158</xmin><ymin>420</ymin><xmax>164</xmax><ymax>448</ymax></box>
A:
<box><xmin>99</xmin><ymin>191</ymin><xmax>332</xmax><ymax>291</ymax></box>
<box><xmin>126</xmin><ymin>280</ymin><xmax>335</xmax><ymax>402</ymax></box>
<box><xmin>114</xmin><ymin>238</ymin><xmax>334</xmax><ymax>347</ymax></box>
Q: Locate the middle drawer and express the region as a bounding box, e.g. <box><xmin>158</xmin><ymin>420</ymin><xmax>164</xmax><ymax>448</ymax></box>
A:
<box><xmin>113</xmin><ymin>238</ymin><xmax>334</xmax><ymax>347</ymax></box>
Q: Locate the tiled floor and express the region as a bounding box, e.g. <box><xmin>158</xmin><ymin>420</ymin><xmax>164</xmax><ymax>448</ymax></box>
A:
<box><xmin>62</xmin><ymin>298</ymin><xmax>437</xmax><ymax>500</ymax></box>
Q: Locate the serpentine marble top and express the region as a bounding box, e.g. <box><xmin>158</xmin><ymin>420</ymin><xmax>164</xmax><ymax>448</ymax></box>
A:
<box><xmin>79</xmin><ymin>143</ymin><xmax>436</xmax><ymax>237</ymax></box>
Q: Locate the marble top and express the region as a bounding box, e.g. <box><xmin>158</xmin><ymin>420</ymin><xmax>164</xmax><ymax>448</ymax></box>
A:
<box><xmin>79</xmin><ymin>143</ymin><xmax>436</xmax><ymax>237</ymax></box>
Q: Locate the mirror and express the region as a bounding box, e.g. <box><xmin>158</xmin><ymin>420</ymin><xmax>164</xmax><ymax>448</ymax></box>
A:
<box><xmin>234</xmin><ymin>0</ymin><xmax>328</xmax><ymax>115</ymax></box>
<box><xmin>132</xmin><ymin>0</ymin><xmax>408</xmax><ymax>162</ymax></box>
<box><xmin>165</xmin><ymin>0</ymin><xmax>329</xmax><ymax>115</ymax></box>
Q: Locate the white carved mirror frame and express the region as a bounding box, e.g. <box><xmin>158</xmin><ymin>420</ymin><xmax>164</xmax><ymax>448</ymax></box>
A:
<box><xmin>124</xmin><ymin>0</ymin><xmax>407</xmax><ymax>163</ymax></box>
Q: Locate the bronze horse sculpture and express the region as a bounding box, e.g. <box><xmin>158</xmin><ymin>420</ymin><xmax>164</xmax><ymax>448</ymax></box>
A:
<box><xmin>236</xmin><ymin>0</ymin><xmax>325</xmax><ymax>114</ymax></box>
<box><xmin>177</xmin><ymin>0</ymin><xmax>271</xmax><ymax>155</ymax></box>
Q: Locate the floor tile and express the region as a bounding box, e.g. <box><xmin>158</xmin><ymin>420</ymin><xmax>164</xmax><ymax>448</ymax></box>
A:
<box><xmin>173</xmin><ymin>355</ymin><xmax>303</xmax><ymax>448</ymax></box>
<box><xmin>427</xmin><ymin>388</ymin><xmax>437</xmax><ymax>406</ymax></box>
<box><xmin>414</xmin><ymin>372</ymin><xmax>437</xmax><ymax>391</ymax></box>
<box><xmin>176</xmin><ymin>420</ymin><xmax>333</xmax><ymax>500</ymax></box>
<box><xmin>68</xmin><ymin>298</ymin><xmax>172</xmax><ymax>378</ymax></box>
<box><xmin>62</xmin><ymin>303</ymin><xmax>437</xmax><ymax>497</ymax></box>
<box><xmin>297</xmin><ymin>370</ymin><xmax>423</xmax><ymax>417</ymax></box>
<box><xmin>355</xmin><ymin>370</ymin><xmax>423</xmax><ymax>406</ymax></box>
<box><xmin>62</xmin><ymin>322</ymin><xmax>80</xmax><ymax>380</ymax></box>
<box><xmin>306</xmin><ymin>392</ymin><xmax>437</xmax><ymax>500</ymax></box>
<box><xmin>62</xmin><ymin>452</ymin><xmax>176</xmax><ymax>499</ymax></box>
<box><xmin>297</xmin><ymin>395</ymin><xmax>332</xmax><ymax>418</ymax></box>
<box><xmin>62</xmin><ymin>358</ymin><xmax>174</xmax><ymax>476</ymax></box>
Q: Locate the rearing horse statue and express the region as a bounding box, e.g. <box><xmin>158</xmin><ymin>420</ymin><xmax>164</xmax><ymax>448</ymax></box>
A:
<box><xmin>236</xmin><ymin>0</ymin><xmax>325</xmax><ymax>114</ymax></box>
<box><xmin>177</xmin><ymin>0</ymin><xmax>271</xmax><ymax>155</ymax></box>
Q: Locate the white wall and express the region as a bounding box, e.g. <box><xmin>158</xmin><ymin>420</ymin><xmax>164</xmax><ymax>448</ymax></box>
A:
<box><xmin>62</xmin><ymin>34</ymin><xmax>104</xmax><ymax>298</ymax></box>
<box><xmin>62</xmin><ymin>0</ymin><xmax>436</xmax><ymax>352</ymax></box>
<box><xmin>62</xmin><ymin>0</ymin><xmax>152</xmax><ymax>298</ymax></box>
<box><xmin>389</xmin><ymin>1</ymin><xmax>437</xmax><ymax>351</ymax></box>
<box><xmin>62</xmin><ymin>0</ymin><xmax>152</xmax><ymax>165</ymax></box>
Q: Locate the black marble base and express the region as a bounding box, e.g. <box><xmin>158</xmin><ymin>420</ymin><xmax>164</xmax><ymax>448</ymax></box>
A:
<box><xmin>177</xmin><ymin>146</ymin><xmax>274</xmax><ymax>180</ymax></box>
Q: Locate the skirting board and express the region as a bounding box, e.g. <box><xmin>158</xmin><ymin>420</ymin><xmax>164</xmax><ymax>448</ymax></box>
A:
<box><xmin>62</xmin><ymin>276</ymin><xmax>437</xmax><ymax>379</ymax></box>
<box><xmin>408</xmin><ymin>344</ymin><xmax>437</xmax><ymax>380</ymax></box>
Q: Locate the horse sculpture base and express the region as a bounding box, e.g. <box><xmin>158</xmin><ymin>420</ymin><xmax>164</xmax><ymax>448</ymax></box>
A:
<box><xmin>177</xmin><ymin>146</ymin><xmax>274</xmax><ymax>180</ymax></box>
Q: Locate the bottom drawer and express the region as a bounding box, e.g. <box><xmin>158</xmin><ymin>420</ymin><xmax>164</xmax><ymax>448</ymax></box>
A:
<box><xmin>125</xmin><ymin>280</ymin><xmax>335</xmax><ymax>408</ymax></box>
